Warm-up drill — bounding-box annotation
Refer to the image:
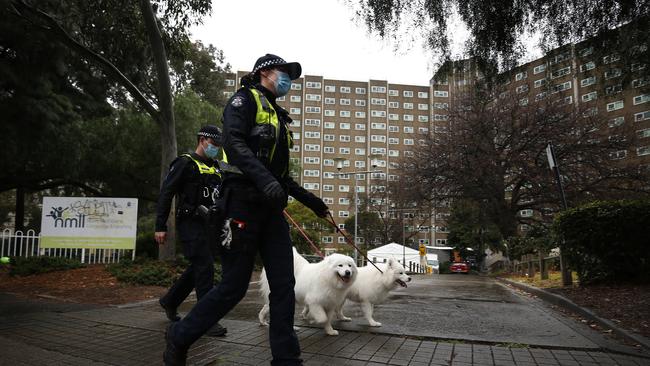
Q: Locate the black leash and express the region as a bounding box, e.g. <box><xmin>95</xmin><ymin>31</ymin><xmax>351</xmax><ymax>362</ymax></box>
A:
<box><xmin>324</xmin><ymin>211</ymin><xmax>383</xmax><ymax>274</ymax></box>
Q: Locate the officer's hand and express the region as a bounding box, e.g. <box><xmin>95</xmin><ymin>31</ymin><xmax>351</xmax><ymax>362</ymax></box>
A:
<box><xmin>308</xmin><ymin>196</ymin><xmax>329</xmax><ymax>218</ymax></box>
<box><xmin>261</xmin><ymin>180</ymin><xmax>286</xmax><ymax>206</ymax></box>
<box><xmin>155</xmin><ymin>231</ymin><xmax>167</xmax><ymax>245</ymax></box>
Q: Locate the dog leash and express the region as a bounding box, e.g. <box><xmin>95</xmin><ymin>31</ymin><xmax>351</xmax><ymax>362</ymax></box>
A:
<box><xmin>324</xmin><ymin>211</ymin><xmax>384</xmax><ymax>274</ymax></box>
<box><xmin>283</xmin><ymin>210</ymin><xmax>325</xmax><ymax>258</ymax></box>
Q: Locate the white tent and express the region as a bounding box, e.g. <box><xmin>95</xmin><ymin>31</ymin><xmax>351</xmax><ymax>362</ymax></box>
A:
<box><xmin>367</xmin><ymin>242</ymin><xmax>420</xmax><ymax>267</ymax></box>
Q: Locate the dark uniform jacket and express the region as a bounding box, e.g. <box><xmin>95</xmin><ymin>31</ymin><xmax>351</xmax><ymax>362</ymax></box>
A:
<box><xmin>222</xmin><ymin>83</ymin><xmax>326</xmax><ymax>211</ymax></box>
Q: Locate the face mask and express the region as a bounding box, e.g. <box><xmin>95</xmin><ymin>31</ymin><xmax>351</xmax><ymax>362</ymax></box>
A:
<box><xmin>272</xmin><ymin>70</ymin><xmax>291</xmax><ymax>97</ymax></box>
<box><xmin>204</xmin><ymin>142</ymin><xmax>220</xmax><ymax>160</ymax></box>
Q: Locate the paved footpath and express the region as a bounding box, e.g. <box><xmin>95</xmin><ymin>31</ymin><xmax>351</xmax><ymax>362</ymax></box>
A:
<box><xmin>1</xmin><ymin>276</ymin><xmax>649</xmax><ymax>366</ymax></box>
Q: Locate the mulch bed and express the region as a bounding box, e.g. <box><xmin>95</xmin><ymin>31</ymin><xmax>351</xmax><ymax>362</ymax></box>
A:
<box><xmin>552</xmin><ymin>284</ymin><xmax>650</xmax><ymax>339</ymax></box>
<box><xmin>0</xmin><ymin>264</ymin><xmax>166</xmax><ymax>305</ymax></box>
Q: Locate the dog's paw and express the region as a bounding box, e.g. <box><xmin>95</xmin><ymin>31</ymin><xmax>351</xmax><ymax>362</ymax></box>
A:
<box><xmin>339</xmin><ymin>316</ymin><xmax>352</xmax><ymax>322</ymax></box>
<box><xmin>259</xmin><ymin>320</ymin><xmax>269</xmax><ymax>326</ymax></box>
<box><xmin>368</xmin><ymin>321</ymin><xmax>382</xmax><ymax>327</ymax></box>
<box><xmin>325</xmin><ymin>329</ymin><xmax>339</xmax><ymax>336</ymax></box>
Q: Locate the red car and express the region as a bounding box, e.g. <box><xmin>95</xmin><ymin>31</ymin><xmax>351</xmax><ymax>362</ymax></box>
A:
<box><xmin>450</xmin><ymin>262</ymin><xmax>470</xmax><ymax>274</ymax></box>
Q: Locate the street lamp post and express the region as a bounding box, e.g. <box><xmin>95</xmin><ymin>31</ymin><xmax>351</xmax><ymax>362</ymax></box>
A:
<box><xmin>333</xmin><ymin>155</ymin><xmax>380</xmax><ymax>265</ymax></box>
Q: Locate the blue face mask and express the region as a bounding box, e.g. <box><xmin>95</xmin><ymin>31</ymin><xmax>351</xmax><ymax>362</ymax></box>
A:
<box><xmin>273</xmin><ymin>70</ymin><xmax>292</xmax><ymax>97</ymax></box>
<box><xmin>204</xmin><ymin>142</ymin><xmax>220</xmax><ymax>160</ymax></box>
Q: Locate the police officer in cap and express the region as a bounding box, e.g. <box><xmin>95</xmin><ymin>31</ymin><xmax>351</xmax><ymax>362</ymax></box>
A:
<box><xmin>163</xmin><ymin>54</ymin><xmax>329</xmax><ymax>365</ymax></box>
<box><xmin>155</xmin><ymin>125</ymin><xmax>227</xmax><ymax>337</ymax></box>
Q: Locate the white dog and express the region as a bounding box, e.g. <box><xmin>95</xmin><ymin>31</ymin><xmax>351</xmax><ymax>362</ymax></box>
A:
<box><xmin>258</xmin><ymin>249</ymin><xmax>357</xmax><ymax>335</ymax></box>
<box><xmin>336</xmin><ymin>257</ymin><xmax>411</xmax><ymax>327</ymax></box>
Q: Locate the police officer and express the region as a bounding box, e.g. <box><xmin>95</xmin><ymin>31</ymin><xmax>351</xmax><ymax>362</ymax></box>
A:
<box><xmin>164</xmin><ymin>54</ymin><xmax>329</xmax><ymax>366</ymax></box>
<box><xmin>155</xmin><ymin>125</ymin><xmax>227</xmax><ymax>337</ymax></box>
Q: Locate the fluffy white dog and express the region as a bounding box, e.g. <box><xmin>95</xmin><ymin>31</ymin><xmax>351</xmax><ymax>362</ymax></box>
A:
<box><xmin>258</xmin><ymin>249</ymin><xmax>357</xmax><ymax>335</ymax></box>
<box><xmin>336</xmin><ymin>257</ymin><xmax>411</xmax><ymax>327</ymax></box>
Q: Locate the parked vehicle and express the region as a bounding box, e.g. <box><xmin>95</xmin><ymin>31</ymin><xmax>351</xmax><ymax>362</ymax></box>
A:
<box><xmin>450</xmin><ymin>262</ymin><xmax>470</xmax><ymax>274</ymax></box>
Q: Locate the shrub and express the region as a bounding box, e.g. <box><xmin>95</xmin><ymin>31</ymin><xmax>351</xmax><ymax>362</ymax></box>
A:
<box><xmin>106</xmin><ymin>258</ymin><xmax>223</xmax><ymax>287</ymax></box>
<box><xmin>9</xmin><ymin>256</ymin><xmax>84</xmax><ymax>276</ymax></box>
<box><xmin>439</xmin><ymin>261</ymin><xmax>452</xmax><ymax>274</ymax></box>
<box><xmin>554</xmin><ymin>199</ymin><xmax>650</xmax><ymax>285</ymax></box>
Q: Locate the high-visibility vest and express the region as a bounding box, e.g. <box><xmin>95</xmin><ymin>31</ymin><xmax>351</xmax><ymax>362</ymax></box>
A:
<box><xmin>182</xmin><ymin>154</ymin><xmax>221</xmax><ymax>177</ymax></box>
<box><xmin>223</xmin><ymin>88</ymin><xmax>293</xmax><ymax>175</ymax></box>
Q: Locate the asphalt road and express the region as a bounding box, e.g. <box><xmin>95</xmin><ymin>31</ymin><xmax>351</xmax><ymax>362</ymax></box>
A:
<box><xmin>208</xmin><ymin>273</ymin><xmax>619</xmax><ymax>350</ymax></box>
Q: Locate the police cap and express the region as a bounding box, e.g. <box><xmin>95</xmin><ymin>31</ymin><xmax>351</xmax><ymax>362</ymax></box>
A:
<box><xmin>252</xmin><ymin>54</ymin><xmax>302</xmax><ymax>80</ymax></box>
<box><xmin>197</xmin><ymin>125</ymin><xmax>222</xmax><ymax>144</ymax></box>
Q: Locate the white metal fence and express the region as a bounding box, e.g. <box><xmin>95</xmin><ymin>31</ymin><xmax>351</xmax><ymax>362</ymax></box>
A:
<box><xmin>1</xmin><ymin>229</ymin><xmax>135</xmax><ymax>264</ymax></box>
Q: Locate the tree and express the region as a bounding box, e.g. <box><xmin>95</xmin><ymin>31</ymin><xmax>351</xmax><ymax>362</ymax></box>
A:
<box><xmin>344</xmin><ymin>211</ymin><xmax>383</xmax><ymax>250</ymax></box>
<box><xmin>446</xmin><ymin>199</ymin><xmax>502</xmax><ymax>254</ymax></box>
<box><xmin>400</xmin><ymin>83</ymin><xmax>648</xmax><ymax>240</ymax></box>
<box><xmin>3</xmin><ymin>0</ymin><xmax>215</xmax><ymax>258</ymax></box>
<box><xmin>284</xmin><ymin>201</ymin><xmax>332</xmax><ymax>255</ymax></box>
<box><xmin>353</xmin><ymin>1</ymin><xmax>649</xmax><ymax>72</ymax></box>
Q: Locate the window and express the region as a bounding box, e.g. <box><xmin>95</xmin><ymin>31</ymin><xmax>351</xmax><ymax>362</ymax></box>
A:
<box><xmin>371</xmin><ymin>85</ymin><xmax>386</xmax><ymax>93</ymax></box>
<box><xmin>371</xmin><ymin>135</ymin><xmax>386</xmax><ymax>142</ymax></box>
<box><xmin>418</xmin><ymin>115</ymin><xmax>429</xmax><ymax>122</ymax></box>
<box><xmin>339</xmin><ymin>135</ymin><xmax>351</xmax><ymax>142</ymax></box>
<box><xmin>608</xmin><ymin>117</ymin><xmax>625</xmax><ymax>128</ymax></box>
<box><xmin>388</xmin><ymin>89</ymin><xmax>398</xmax><ymax>96</ymax></box>
<box><xmin>403</xmin><ymin>90</ymin><xmax>413</xmax><ymax>97</ymax></box>
<box><xmin>434</xmin><ymin>90</ymin><xmax>449</xmax><ymax>97</ymax></box>
<box><xmin>519</xmin><ymin>98</ymin><xmax>529</xmax><ymax>106</ymax></box>
<box><xmin>305</xmin><ymin>106</ymin><xmax>321</xmax><ymax>113</ymax></box>
<box><xmin>289</xmin><ymin>119</ymin><xmax>301</xmax><ymax>127</ymax></box>
<box><xmin>305</xmin><ymin>94</ymin><xmax>320</xmax><ymax>101</ymax></box>
<box><xmin>291</xmin><ymin>83</ymin><xmax>302</xmax><ymax>90</ymax></box>
<box><xmin>388</xmin><ymin>101</ymin><xmax>399</xmax><ymax>108</ymax></box>
<box><xmin>323</xmin><ymin>134</ymin><xmax>334</xmax><ymax>141</ymax></box>
<box><xmin>340</xmin><ymin>122</ymin><xmax>350</xmax><ymax>129</ymax></box>
<box><xmin>433</xmin><ymin>114</ymin><xmax>448</xmax><ymax>121</ymax></box>
<box><xmin>338</xmin><ymin>185</ymin><xmax>350</xmax><ymax>192</ymax></box>
<box><xmin>339</xmin><ymin>147</ymin><xmax>350</xmax><ymax>154</ymax></box>
<box><xmin>635</xmin><ymin>111</ymin><xmax>650</xmax><ymax>122</ymax></box>
<box><xmin>324</xmin><ymin>97</ymin><xmax>335</xmax><ymax>104</ymax></box>
<box><xmin>418</xmin><ymin>91</ymin><xmax>429</xmax><ymax>98</ymax></box>
<box><xmin>388</xmin><ymin>114</ymin><xmax>398</xmax><ymax>121</ymax></box>
<box><xmin>304</xmin><ymin>131</ymin><xmax>321</xmax><ymax>139</ymax></box>
<box><xmin>356</xmin><ymin>87</ymin><xmax>366</xmax><ymax>94</ymax></box>
<box><xmin>306</xmin><ymin>81</ymin><xmax>321</xmax><ymax>89</ymax></box>
<box><xmin>605</xmin><ymin>68</ymin><xmax>622</xmax><ymax>79</ymax></box>
<box><xmin>324</xmin><ymin>122</ymin><xmax>335</xmax><ymax>129</ymax></box>
<box><xmin>637</xmin><ymin>128</ymin><xmax>650</xmax><ymax>139</ymax></box>
<box><xmin>355</xmin><ymin>111</ymin><xmax>366</xmax><ymax>118</ymax></box>
<box><xmin>549</xmin><ymin>52</ymin><xmax>569</xmax><ymax>65</ymax></box>
<box><xmin>225</xmin><ymin>79</ymin><xmax>235</xmax><ymax>86</ymax></box>
<box><xmin>289</xmin><ymin>107</ymin><xmax>301</xmax><ymax>115</ymax></box>
<box><xmin>633</xmin><ymin>94</ymin><xmax>650</xmax><ymax>105</ymax></box>
<box><xmin>534</xmin><ymin>78</ymin><xmax>547</xmax><ymax>88</ymax></box>
<box><xmin>370</xmin><ymin>147</ymin><xmax>386</xmax><ymax>154</ymax></box>
<box><xmin>633</xmin><ymin>78</ymin><xmax>649</xmax><ymax>88</ymax></box>
<box><xmin>578</xmin><ymin>46</ymin><xmax>593</xmax><ymax>57</ymax></box>
<box><xmin>535</xmin><ymin>92</ymin><xmax>547</xmax><ymax>101</ymax></box>
<box><xmin>355</xmin><ymin>161</ymin><xmax>365</xmax><ymax>168</ymax></box>
<box><xmin>340</xmin><ymin>86</ymin><xmax>351</xmax><ymax>93</ymax></box>
<box><xmin>404</xmin><ymin>126</ymin><xmax>414</xmax><ymax>133</ymax></box>
<box><xmin>355</xmin><ymin>135</ymin><xmax>366</xmax><ymax>143</ymax></box>
<box><xmin>303</xmin><ymin>183</ymin><xmax>319</xmax><ymax>190</ymax></box>
<box><xmin>321</xmin><ymin>236</ymin><xmax>333</xmax><ymax>244</ymax></box>
<box><xmin>605</xmin><ymin>84</ymin><xmax>622</xmax><ymax>95</ymax></box>
<box><xmin>610</xmin><ymin>150</ymin><xmax>627</xmax><ymax>160</ymax></box>
<box><xmin>551</xmin><ymin>81</ymin><xmax>571</xmax><ymax>94</ymax></box>
<box><xmin>323</xmin><ymin>185</ymin><xmax>334</xmax><ymax>192</ymax></box>
<box><xmin>355</xmin><ymin>124</ymin><xmax>366</xmax><ymax>131</ymax></box>
<box><xmin>388</xmin><ymin>137</ymin><xmax>399</xmax><ymax>144</ymax></box>
<box><xmin>550</xmin><ymin>66</ymin><xmax>571</xmax><ymax>79</ymax></box>
<box><xmin>304</xmin><ymin>144</ymin><xmax>320</xmax><ymax>151</ymax></box>
<box><xmin>580</xmin><ymin>76</ymin><xmax>596</xmax><ymax>87</ymax></box>
<box><xmin>324</xmin><ymin>109</ymin><xmax>335</xmax><ymax>116</ymax></box>
<box><xmin>339</xmin><ymin>198</ymin><xmax>350</xmax><ymax>205</ymax></box>
<box><xmin>223</xmin><ymin>91</ymin><xmax>234</xmax><ymax>98</ymax></box>
<box><xmin>371</xmin><ymin>98</ymin><xmax>386</xmax><ymax>105</ymax></box>
<box><xmin>632</xmin><ymin>63</ymin><xmax>647</xmax><ymax>72</ymax></box>
<box><xmin>355</xmin><ymin>148</ymin><xmax>365</xmax><ymax>155</ymax></box>
<box><xmin>418</xmin><ymin>103</ymin><xmax>429</xmax><ymax>110</ymax></box>
<box><xmin>304</xmin><ymin>170</ymin><xmax>320</xmax><ymax>177</ymax></box>
<box><xmin>516</xmin><ymin>84</ymin><xmax>529</xmax><ymax>94</ymax></box>
<box><xmin>638</xmin><ymin>147</ymin><xmax>650</xmax><ymax>157</ymax></box>
<box><xmin>404</xmin><ymin>138</ymin><xmax>414</xmax><ymax>145</ymax></box>
<box><xmin>603</xmin><ymin>53</ymin><xmax>620</xmax><ymax>64</ymax></box>
<box><xmin>304</xmin><ymin>119</ymin><xmax>320</xmax><ymax>127</ymax></box>
<box><xmin>515</xmin><ymin>71</ymin><xmax>528</xmax><ymax>81</ymax></box>
<box><xmin>606</xmin><ymin>100</ymin><xmax>624</xmax><ymax>112</ymax></box>
<box><xmin>533</xmin><ymin>64</ymin><xmax>546</xmax><ymax>74</ymax></box>
<box><xmin>418</xmin><ymin>127</ymin><xmax>429</xmax><ymax>134</ymax></box>
<box><xmin>582</xmin><ymin>91</ymin><xmax>597</xmax><ymax>102</ymax></box>
<box><xmin>519</xmin><ymin>209</ymin><xmax>533</xmax><ymax>218</ymax></box>
<box><xmin>324</xmin><ymin>85</ymin><xmax>335</xmax><ymax>92</ymax></box>
<box><xmin>403</xmin><ymin>102</ymin><xmax>414</xmax><ymax>109</ymax></box>
<box><xmin>433</xmin><ymin>102</ymin><xmax>448</xmax><ymax>109</ymax></box>
<box><xmin>340</xmin><ymin>110</ymin><xmax>351</xmax><ymax>118</ymax></box>
<box><xmin>388</xmin><ymin>150</ymin><xmax>399</xmax><ymax>157</ymax></box>
<box><xmin>403</xmin><ymin>114</ymin><xmax>414</xmax><ymax>121</ymax></box>
<box><xmin>580</xmin><ymin>61</ymin><xmax>595</xmax><ymax>72</ymax></box>
<box><xmin>371</xmin><ymin>110</ymin><xmax>386</xmax><ymax>117</ymax></box>
<box><xmin>355</xmin><ymin>99</ymin><xmax>366</xmax><ymax>106</ymax></box>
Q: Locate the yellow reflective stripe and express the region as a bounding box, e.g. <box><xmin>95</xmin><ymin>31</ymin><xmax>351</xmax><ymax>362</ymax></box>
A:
<box><xmin>182</xmin><ymin>154</ymin><xmax>220</xmax><ymax>176</ymax></box>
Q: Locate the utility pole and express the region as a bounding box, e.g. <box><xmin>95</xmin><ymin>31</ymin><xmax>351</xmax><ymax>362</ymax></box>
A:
<box><xmin>546</xmin><ymin>143</ymin><xmax>572</xmax><ymax>286</ymax></box>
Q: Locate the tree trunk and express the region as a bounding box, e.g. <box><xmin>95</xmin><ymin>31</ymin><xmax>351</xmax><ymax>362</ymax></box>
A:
<box><xmin>15</xmin><ymin>187</ymin><xmax>25</xmax><ymax>233</ymax></box>
<box><xmin>141</xmin><ymin>0</ymin><xmax>178</xmax><ymax>260</ymax></box>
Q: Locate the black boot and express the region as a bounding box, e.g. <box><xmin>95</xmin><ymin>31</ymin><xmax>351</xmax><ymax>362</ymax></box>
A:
<box><xmin>159</xmin><ymin>299</ymin><xmax>181</xmax><ymax>322</ymax></box>
<box><xmin>163</xmin><ymin>323</ymin><xmax>187</xmax><ymax>366</ymax></box>
<box><xmin>205</xmin><ymin>322</ymin><xmax>227</xmax><ymax>337</ymax></box>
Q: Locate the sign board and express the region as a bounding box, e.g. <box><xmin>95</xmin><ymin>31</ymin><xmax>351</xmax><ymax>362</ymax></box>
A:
<box><xmin>40</xmin><ymin>197</ymin><xmax>138</xmax><ymax>249</ymax></box>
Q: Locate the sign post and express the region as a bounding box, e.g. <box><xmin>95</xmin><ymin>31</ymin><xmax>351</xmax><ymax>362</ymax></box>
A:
<box><xmin>546</xmin><ymin>143</ymin><xmax>572</xmax><ymax>286</ymax></box>
<box><xmin>40</xmin><ymin>197</ymin><xmax>138</xmax><ymax>262</ymax></box>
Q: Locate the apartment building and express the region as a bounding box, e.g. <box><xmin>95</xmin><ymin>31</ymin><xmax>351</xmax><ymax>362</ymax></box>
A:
<box><xmin>223</xmin><ymin>71</ymin><xmax>449</xmax><ymax>251</ymax></box>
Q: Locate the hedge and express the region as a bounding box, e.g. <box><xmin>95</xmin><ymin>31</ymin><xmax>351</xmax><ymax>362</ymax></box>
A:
<box><xmin>9</xmin><ymin>256</ymin><xmax>84</xmax><ymax>276</ymax></box>
<box><xmin>554</xmin><ymin>200</ymin><xmax>650</xmax><ymax>285</ymax></box>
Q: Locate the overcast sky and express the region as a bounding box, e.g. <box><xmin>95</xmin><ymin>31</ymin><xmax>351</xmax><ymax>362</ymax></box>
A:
<box><xmin>190</xmin><ymin>0</ymin><xmax>470</xmax><ymax>86</ymax></box>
